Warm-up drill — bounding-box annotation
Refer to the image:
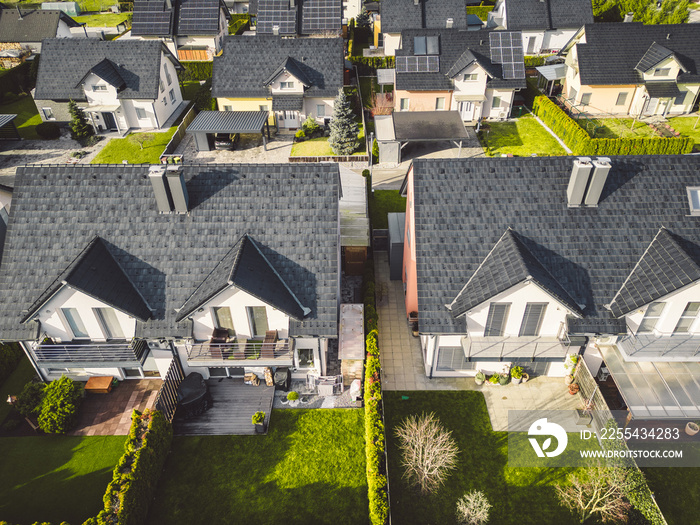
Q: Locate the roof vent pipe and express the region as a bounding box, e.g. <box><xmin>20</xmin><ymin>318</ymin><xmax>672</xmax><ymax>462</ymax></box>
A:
<box><xmin>623</xmin><ymin>12</ymin><xmax>634</xmax><ymax>22</ymax></box>
<box><xmin>272</xmin><ymin>24</ymin><xmax>280</xmax><ymax>35</ymax></box>
<box><xmin>584</xmin><ymin>157</ymin><xmax>612</xmax><ymax>207</ymax></box>
<box><xmin>446</xmin><ymin>18</ymin><xmax>453</xmax><ymax>28</ymax></box>
<box><xmin>166</xmin><ymin>165</ymin><xmax>189</xmax><ymax>214</ymax></box>
<box><xmin>149</xmin><ymin>166</ymin><xmax>173</xmax><ymax>213</ymax></box>
<box><xmin>414</xmin><ymin>0</ymin><xmax>419</xmax><ymax>6</ymax></box>
<box><xmin>566</xmin><ymin>157</ymin><xmax>593</xmax><ymax>207</ymax></box>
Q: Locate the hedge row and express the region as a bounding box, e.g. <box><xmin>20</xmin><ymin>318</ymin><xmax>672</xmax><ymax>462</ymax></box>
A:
<box><xmin>532</xmin><ymin>95</ymin><xmax>693</xmax><ymax>156</ymax></box>
<box><xmin>85</xmin><ymin>409</ymin><xmax>173</xmax><ymax>525</ymax></box>
<box><xmin>363</xmin><ymin>261</ymin><xmax>388</xmax><ymax>525</ymax></box>
<box><xmin>348</xmin><ymin>56</ymin><xmax>395</xmax><ymax>77</ymax></box>
<box><xmin>466</xmin><ymin>5</ymin><xmax>493</xmax><ymax>20</ymax></box>
<box><xmin>178</xmin><ymin>61</ymin><xmax>213</xmax><ymax>82</ymax></box>
<box><xmin>524</xmin><ymin>55</ymin><xmax>546</xmax><ymax>67</ymax></box>
<box><xmin>0</xmin><ymin>61</ymin><xmax>34</xmax><ymax>96</ymax></box>
<box><xmin>0</xmin><ymin>343</ymin><xmax>23</xmax><ymax>385</ymax></box>
<box><xmin>228</xmin><ymin>14</ymin><xmax>251</xmax><ymax>35</ymax></box>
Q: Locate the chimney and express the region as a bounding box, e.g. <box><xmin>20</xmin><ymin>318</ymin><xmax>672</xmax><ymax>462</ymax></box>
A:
<box><xmin>165</xmin><ymin>165</ymin><xmax>189</xmax><ymax>213</ymax></box>
<box><xmin>583</xmin><ymin>157</ymin><xmax>611</xmax><ymax>207</ymax></box>
<box><xmin>290</xmin><ymin>0</ymin><xmax>295</xmax><ymax>7</ymax></box>
<box><xmin>272</xmin><ymin>24</ymin><xmax>280</xmax><ymax>35</ymax></box>
<box><xmin>149</xmin><ymin>166</ymin><xmax>173</xmax><ymax>213</ymax></box>
<box><xmin>623</xmin><ymin>12</ymin><xmax>634</xmax><ymax>22</ymax></box>
<box><xmin>446</xmin><ymin>18</ymin><xmax>453</xmax><ymax>28</ymax></box>
<box><xmin>566</xmin><ymin>157</ymin><xmax>593</xmax><ymax>207</ymax></box>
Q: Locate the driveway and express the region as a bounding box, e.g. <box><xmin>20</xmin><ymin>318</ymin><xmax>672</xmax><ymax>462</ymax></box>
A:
<box><xmin>174</xmin><ymin>132</ymin><xmax>294</xmax><ymax>163</ymax></box>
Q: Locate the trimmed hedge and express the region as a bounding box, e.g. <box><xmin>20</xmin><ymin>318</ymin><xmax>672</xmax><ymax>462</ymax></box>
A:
<box><xmin>38</xmin><ymin>376</ymin><xmax>82</xmax><ymax>434</ymax></box>
<box><xmin>0</xmin><ymin>342</ymin><xmax>23</xmax><ymax>385</ymax></box>
<box><xmin>348</xmin><ymin>56</ymin><xmax>395</xmax><ymax>76</ymax></box>
<box><xmin>524</xmin><ymin>55</ymin><xmax>546</xmax><ymax>67</ymax></box>
<box><xmin>466</xmin><ymin>5</ymin><xmax>493</xmax><ymax>20</ymax></box>
<box><xmin>88</xmin><ymin>409</ymin><xmax>173</xmax><ymax>525</ymax></box>
<box><xmin>532</xmin><ymin>95</ymin><xmax>693</xmax><ymax>156</ymax></box>
<box><xmin>0</xmin><ymin>62</ymin><xmax>33</xmax><ymax>95</ymax></box>
<box><xmin>36</xmin><ymin>122</ymin><xmax>61</xmax><ymax>140</ymax></box>
<box><xmin>178</xmin><ymin>61</ymin><xmax>213</xmax><ymax>82</ymax></box>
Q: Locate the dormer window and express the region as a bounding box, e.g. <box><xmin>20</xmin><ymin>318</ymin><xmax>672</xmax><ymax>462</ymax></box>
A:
<box><xmin>653</xmin><ymin>68</ymin><xmax>670</xmax><ymax>77</ymax></box>
<box><xmin>280</xmin><ymin>81</ymin><xmax>294</xmax><ymax>89</ymax></box>
<box><xmin>92</xmin><ymin>85</ymin><xmax>108</xmax><ymax>92</ymax></box>
<box><xmin>463</xmin><ymin>73</ymin><xmax>478</xmax><ymax>81</ymax></box>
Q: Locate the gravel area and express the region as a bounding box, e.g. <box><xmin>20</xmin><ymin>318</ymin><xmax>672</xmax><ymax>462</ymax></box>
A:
<box><xmin>273</xmin><ymin>379</ymin><xmax>360</xmax><ymax>409</ymax></box>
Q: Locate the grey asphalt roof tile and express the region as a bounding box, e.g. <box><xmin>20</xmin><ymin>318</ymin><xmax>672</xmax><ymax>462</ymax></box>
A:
<box><xmin>411</xmin><ymin>156</ymin><xmax>700</xmax><ymax>334</ymax></box>
<box><xmin>635</xmin><ymin>42</ymin><xmax>675</xmax><ymax>72</ymax></box>
<box><xmin>0</xmin><ymin>7</ymin><xmax>79</xmax><ymax>42</ymax></box>
<box><xmin>212</xmin><ymin>36</ymin><xmax>344</xmax><ymax>99</ymax></box>
<box><xmin>186</xmin><ymin>111</ymin><xmax>269</xmax><ymax>133</ymax></box>
<box><xmin>0</xmin><ymin>164</ymin><xmax>338</xmax><ymax>341</ymax></box>
<box><xmin>381</xmin><ymin>0</ymin><xmax>467</xmax><ymax>33</ymax></box>
<box><xmin>504</xmin><ymin>0</ymin><xmax>592</xmax><ymax>31</ymax></box>
<box><xmin>34</xmin><ymin>39</ymin><xmax>179</xmax><ymax>101</ymax></box>
<box><xmin>577</xmin><ymin>23</ymin><xmax>700</xmax><ymax>86</ymax></box>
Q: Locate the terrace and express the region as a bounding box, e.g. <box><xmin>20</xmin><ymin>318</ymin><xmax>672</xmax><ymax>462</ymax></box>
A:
<box><xmin>184</xmin><ymin>338</ymin><xmax>294</xmax><ymax>366</ymax></box>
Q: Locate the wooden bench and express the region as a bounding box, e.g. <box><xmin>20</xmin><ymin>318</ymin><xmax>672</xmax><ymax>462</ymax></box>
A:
<box><xmin>85</xmin><ymin>376</ymin><xmax>114</xmax><ymax>394</ymax></box>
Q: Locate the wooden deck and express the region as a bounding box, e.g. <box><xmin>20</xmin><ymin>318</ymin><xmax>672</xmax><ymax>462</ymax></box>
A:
<box><xmin>174</xmin><ymin>378</ymin><xmax>275</xmax><ymax>436</ymax></box>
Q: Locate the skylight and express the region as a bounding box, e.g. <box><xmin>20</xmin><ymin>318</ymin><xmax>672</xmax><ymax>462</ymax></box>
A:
<box><xmin>686</xmin><ymin>187</ymin><xmax>700</xmax><ymax>216</ymax></box>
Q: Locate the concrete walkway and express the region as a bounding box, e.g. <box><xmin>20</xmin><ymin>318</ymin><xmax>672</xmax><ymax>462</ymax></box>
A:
<box><xmin>374</xmin><ymin>251</ymin><xmax>582</xmax><ymax>430</ymax></box>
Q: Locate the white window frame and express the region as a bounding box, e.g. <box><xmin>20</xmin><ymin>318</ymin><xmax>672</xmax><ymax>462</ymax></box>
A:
<box><xmin>259</xmin><ymin>105</ymin><xmax>269</xmax><ymax>112</ymax></box>
<box><xmin>42</xmin><ymin>107</ymin><xmax>55</xmax><ymax>120</ymax></box>
<box><xmin>519</xmin><ymin>303</ymin><xmax>547</xmax><ymax>337</ymax></box>
<box><xmin>463</xmin><ymin>73</ymin><xmax>478</xmax><ymax>81</ymax></box>
<box><xmin>638</xmin><ymin>302</ymin><xmax>666</xmax><ymax>333</ymax></box>
<box><xmin>93</xmin><ymin>307</ymin><xmax>125</xmax><ymax>340</ymax></box>
<box><xmin>212</xmin><ymin>306</ymin><xmax>236</xmax><ymax>336</ymax></box>
<box><xmin>295</xmin><ymin>347</ymin><xmax>316</xmax><ymax>370</ymax></box>
<box><xmin>435</xmin><ymin>97</ymin><xmax>445</xmax><ymax>110</ymax></box>
<box><xmin>169</xmin><ymin>88</ymin><xmax>176</xmax><ymax>104</ymax></box>
<box><xmin>580</xmin><ymin>93</ymin><xmax>592</xmax><ymax>106</ymax></box>
<box><xmin>135</xmin><ymin>107</ymin><xmax>147</xmax><ymax>120</ymax></box>
<box><xmin>399</xmin><ymin>98</ymin><xmax>409</xmax><ymax>111</ymax></box>
<box><xmin>59</xmin><ymin>308</ymin><xmax>90</xmax><ymax>340</ymax></box>
<box><xmin>316</xmin><ymin>104</ymin><xmax>325</xmax><ymax>117</ymax></box>
<box><xmin>159</xmin><ymin>80</ymin><xmax>165</xmax><ymax>93</ymax></box>
<box><xmin>484</xmin><ymin>303</ymin><xmax>510</xmax><ymax>337</ymax></box>
<box><xmin>162</xmin><ymin>97</ymin><xmax>167</xmax><ymax>106</ymax></box>
<box><xmin>686</xmin><ymin>187</ymin><xmax>700</xmax><ymax>216</ymax></box>
<box><xmin>653</xmin><ymin>68</ymin><xmax>670</xmax><ymax>77</ymax></box>
<box><xmin>92</xmin><ymin>85</ymin><xmax>108</xmax><ymax>92</ymax></box>
<box><xmin>223</xmin><ymin>105</ymin><xmax>233</xmax><ymax>111</ymax></box>
<box><xmin>674</xmin><ymin>302</ymin><xmax>700</xmax><ymax>333</ymax></box>
<box><xmin>492</xmin><ymin>96</ymin><xmax>502</xmax><ymax>109</ymax></box>
<box><xmin>615</xmin><ymin>92</ymin><xmax>628</xmax><ymax>106</ymax></box>
<box><xmin>280</xmin><ymin>81</ymin><xmax>295</xmax><ymax>89</ymax></box>
<box><xmin>165</xmin><ymin>68</ymin><xmax>172</xmax><ymax>86</ymax></box>
<box><xmin>246</xmin><ymin>306</ymin><xmax>269</xmax><ymax>338</ymax></box>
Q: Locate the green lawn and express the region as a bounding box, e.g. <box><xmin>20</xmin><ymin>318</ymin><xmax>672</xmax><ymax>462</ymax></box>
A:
<box><xmin>580</xmin><ymin>117</ymin><xmax>657</xmax><ymax>139</ymax></box>
<box><xmin>91</xmin><ymin>127</ymin><xmax>177</xmax><ymax>164</ymax></box>
<box><xmin>74</xmin><ymin>13</ymin><xmax>130</xmax><ymax>26</ymax></box>
<box><xmin>0</xmin><ymin>435</ymin><xmax>127</xmax><ymax>524</ymax></box>
<box><xmin>369</xmin><ymin>189</ymin><xmax>406</xmax><ymax>229</ymax></box>
<box><xmin>0</xmin><ymin>94</ymin><xmax>43</xmax><ymax>140</ymax></box>
<box><xmin>668</xmin><ymin>116</ymin><xmax>700</xmax><ymax>152</ymax></box>
<box><xmin>147</xmin><ymin>409</ymin><xmax>368</xmax><ymax>525</ymax></box>
<box><xmin>0</xmin><ymin>356</ymin><xmax>36</xmax><ymax>427</ymax></box>
<box><xmin>385</xmin><ymin>391</ymin><xmax>583</xmax><ymax>525</ymax></box>
<box><xmin>290</xmin><ymin>123</ymin><xmax>366</xmax><ymax>157</ymax></box>
<box><xmin>480</xmin><ymin>114</ymin><xmax>568</xmax><ymax>157</ymax></box>
<box><xmin>77</xmin><ymin>0</ymin><xmax>118</xmax><ymax>12</ymax></box>
<box><xmin>643</xmin><ymin>466</ymin><xmax>700</xmax><ymax>525</ymax></box>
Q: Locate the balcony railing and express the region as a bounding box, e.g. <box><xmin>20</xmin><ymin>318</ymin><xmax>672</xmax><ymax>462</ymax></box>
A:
<box><xmin>31</xmin><ymin>339</ymin><xmax>149</xmax><ymax>366</ymax></box>
<box><xmin>186</xmin><ymin>339</ymin><xmax>294</xmax><ymax>363</ymax></box>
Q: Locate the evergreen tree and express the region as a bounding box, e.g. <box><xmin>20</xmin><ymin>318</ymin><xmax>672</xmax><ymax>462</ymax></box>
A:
<box><xmin>329</xmin><ymin>88</ymin><xmax>359</xmax><ymax>155</ymax></box>
<box><xmin>68</xmin><ymin>100</ymin><xmax>95</xmax><ymax>143</ymax></box>
<box><xmin>355</xmin><ymin>7</ymin><xmax>370</xmax><ymax>28</ymax></box>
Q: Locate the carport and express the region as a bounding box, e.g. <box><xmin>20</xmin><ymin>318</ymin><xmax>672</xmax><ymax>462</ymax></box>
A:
<box><xmin>0</xmin><ymin>114</ymin><xmax>20</xmax><ymax>140</ymax></box>
<box><xmin>186</xmin><ymin>111</ymin><xmax>271</xmax><ymax>152</ymax></box>
<box><xmin>374</xmin><ymin>111</ymin><xmax>470</xmax><ymax>164</ymax></box>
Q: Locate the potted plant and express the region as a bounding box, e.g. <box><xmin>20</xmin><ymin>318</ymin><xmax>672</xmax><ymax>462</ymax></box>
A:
<box><xmin>564</xmin><ymin>354</ymin><xmax>578</xmax><ymax>374</ymax></box>
<box><xmin>568</xmin><ymin>383</ymin><xmax>580</xmax><ymax>395</ymax></box>
<box><xmin>287</xmin><ymin>391</ymin><xmax>299</xmax><ymax>407</ymax></box>
<box><xmin>511</xmin><ymin>366</ymin><xmax>523</xmax><ymax>385</ymax></box>
<box><xmin>488</xmin><ymin>374</ymin><xmax>500</xmax><ymax>386</ymax></box>
<box><xmin>498</xmin><ymin>373</ymin><xmax>509</xmax><ymax>386</ymax></box>
<box><xmin>686</xmin><ymin>421</ymin><xmax>699</xmax><ymax>436</ymax></box>
<box><xmin>252</xmin><ymin>411</ymin><xmax>266</xmax><ymax>433</ymax></box>
<box><xmin>411</xmin><ymin>321</ymin><xmax>419</xmax><ymax>337</ymax></box>
<box><xmin>565</xmin><ymin>374</ymin><xmax>575</xmax><ymax>385</ymax></box>
<box><xmin>521</xmin><ymin>372</ymin><xmax>529</xmax><ymax>383</ymax></box>
<box><xmin>475</xmin><ymin>371</ymin><xmax>486</xmax><ymax>386</ymax></box>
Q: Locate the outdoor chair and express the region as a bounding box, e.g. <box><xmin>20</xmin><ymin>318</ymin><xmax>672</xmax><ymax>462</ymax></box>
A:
<box><xmin>261</xmin><ymin>330</ymin><xmax>278</xmax><ymax>359</ymax></box>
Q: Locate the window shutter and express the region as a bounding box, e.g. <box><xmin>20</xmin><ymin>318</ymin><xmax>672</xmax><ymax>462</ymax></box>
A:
<box><xmin>519</xmin><ymin>303</ymin><xmax>547</xmax><ymax>336</ymax></box>
<box><xmin>484</xmin><ymin>304</ymin><xmax>510</xmax><ymax>336</ymax></box>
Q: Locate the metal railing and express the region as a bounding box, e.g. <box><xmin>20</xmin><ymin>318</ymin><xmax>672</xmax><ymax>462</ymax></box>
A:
<box><xmin>186</xmin><ymin>339</ymin><xmax>294</xmax><ymax>362</ymax></box>
<box><xmin>155</xmin><ymin>357</ymin><xmax>185</xmax><ymax>422</ymax></box>
<box><xmin>31</xmin><ymin>338</ymin><xmax>149</xmax><ymax>364</ymax></box>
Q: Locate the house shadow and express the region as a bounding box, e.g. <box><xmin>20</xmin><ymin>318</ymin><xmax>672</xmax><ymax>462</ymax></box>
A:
<box><xmin>485</xmin><ymin>121</ymin><xmax>523</xmax><ymax>150</ymax></box>
<box><xmin>263</xmin><ymin>244</ymin><xmax>318</xmax><ymax>324</ymax></box>
<box><xmin>597</xmin><ymin>158</ymin><xmax>644</xmax><ymax>204</ymax></box>
<box><xmin>185</xmin><ymin>165</ymin><xmax>239</xmax><ymax>209</ymax></box>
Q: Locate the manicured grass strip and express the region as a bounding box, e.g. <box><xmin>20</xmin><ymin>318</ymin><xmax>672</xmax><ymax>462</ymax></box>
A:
<box><xmin>581</xmin><ymin>118</ymin><xmax>657</xmax><ymax>139</ymax></box>
<box><xmin>74</xmin><ymin>13</ymin><xmax>130</xmax><ymax>26</ymax></box>
<box><xmin>369</xmin><ymin>190</ymin><xmax>406</xmax><ymax>229</ymax></box>
<box><xmin>385</xmin><ymin>391</ymin><xmax>580</xmax><ymax>525</ymax></box>
<box><xmin>290</xmin><ymin>123</ymin><xmax>366</xmax><ymax>156</ymax></box>
<box><xmin>0</xmin><ymin>95</ymin><xmax>43</xmax><ymax>140</ymax></box>
<box><xmin>0</xmin><ymin>435</ymin><xmax>127</xmax><ymax>525</ymax></box>
<box><xmin>91</xmin><ymin>127</ymin><xmax>177</xmax><ymax>164</ymax></box>
<box><xmin>668</xmin><ymin>116</ymin><xmax>700</xmax><ymax>152</ymax></box>
<box><xmin>0</xmin><ymin>357</ymin><xmax>36</xmax><ymax>426</ymax></box>
<box><xmin>480</xmin><ymin>113</ymin><xmax>568</xmax><ymax>157</ymax></box>
<box><xmin>643</xmin><ymin>466</ymin><xmax>700</xmax><ymax>525</ymax></box>
<box><xmin>148</xmin><ymin>409</ymin><xmax>368</xmax><ymax>525</ymax></box>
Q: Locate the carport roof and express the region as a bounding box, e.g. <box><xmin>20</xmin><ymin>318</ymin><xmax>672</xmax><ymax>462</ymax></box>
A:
<box><xmin>0</xmin><ymin>114</ymin><xmax>17</xmax><ymax>128</ymax></box>
<box><xmin>186</xmin><ymin>111</ymin><xmax>269</xmax><ymax>134</ymax></box>
<box><xmin>377</xmin><ymin>111</ymin><xmax>470</xmax><ymax>142</ymax></box>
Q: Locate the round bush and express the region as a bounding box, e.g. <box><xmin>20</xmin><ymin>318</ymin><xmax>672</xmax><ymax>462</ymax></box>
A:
<box><xmin>36</xmin><ymin>122</ymin><xmax>61</xmax><ymax>140</ymax></box>
<box><xmin>295</xmin><ymin>129</ymin><xmax>306</xmax><ymax>141</ymax></box>
<box><xmin>287</xmin><ymin>391</ymin><xmax>299</xmax><ymax>401</ymax></box>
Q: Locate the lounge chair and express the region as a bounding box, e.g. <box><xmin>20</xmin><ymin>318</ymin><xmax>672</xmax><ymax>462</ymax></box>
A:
<box><xmin>261</xmin><ymin>330</ymin><xmax>278</xmax><ymax>359</ymax></box>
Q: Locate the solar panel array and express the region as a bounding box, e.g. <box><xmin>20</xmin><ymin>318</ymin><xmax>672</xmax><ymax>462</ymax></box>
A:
<box><xmin>257</xmin><ymin>0</ymin><xmax>297</xmax><ymax>34</ymax></box>
<box><xmin>178</xmin><ymin>0</ymin><xmax>221</xmax><ymax>33</ymax></box>
<box><xmin>302</xmin><ymin>0</ymin><xmax>341</xmax><ymax>33</ymax></box>
<box><xmin>396</xmin><ymin>56</ymin><xmax>440</xmax><ymax>73</ymax></box>
<box><xmin>131</xmin><ymin>0</ymin><xmax>173</xmax><ymax>36</ymax></box>
<box><xmin>489</xmin><ymin>31</ymin><xmax>525</xmax><ymax>80</ymax></box>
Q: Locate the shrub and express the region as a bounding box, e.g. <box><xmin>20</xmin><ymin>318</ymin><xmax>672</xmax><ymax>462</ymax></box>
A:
<box><xmin>37</xmin><ymin>376</ymin><xmax>82</xmax><ymax>433</ymax></box>
<box><xmin>511</xmin><ymin>366</ymin><xmax>523</xmax><ymax>379</ymax></box>
<box><xmin>287</xmin><ymin>391</ymin><xmax>299</xmax><ymax>401</ymax></box>
<box><xmin>488</xmin><ymin>375</ymin><xmax>499</xmax><ymax>385</ymax></box>
<box><xmin>193</xmin><ymin>78</ymin><xmax>215</xmax><ymax>111</ymax></box>
<box><xmin>36</xmin><ymin>122</ymin><xmax>61</xmax><ymax>140</ymax></box>
<box><xmin>177</xmin><ymin>61</ymin><xmax>213</xmax><ymax>82</ymax></box>
<box><xmin>15</xmin><ymin>380</ymin><xmax>46</xmax><ymax>419</ymax></box>
<box><xmin>456</xmin><ymin>491</ymin><xmax>492</xmax><ymax>525</ymax></box>
<box><xmin>252</xmin><ymin>411</ymin><xmax>265</xmax><ymax>424</ymax></box>
<box><xmin>295</xmin><ymin>129</ymin><xmax>306</xmax><ymax>141</ymax></box>
<box><xmin>0</xmin><ymin>342</ymin><xmax>23</xmax><ymax>384</ymax></box>
<box><xmin>466</xmin><ymin>5</ymin><xmax>493</xmax><ymax>20</ymax></box>
<box><xmin>302</xmin><ymin>114</ymin><xmax>321</xmax><ymax>135</ymax></box>
<box><xmin>68</xmin><ymin>99</ymin><xmax>94</xmax><ymax>144</ymax></box>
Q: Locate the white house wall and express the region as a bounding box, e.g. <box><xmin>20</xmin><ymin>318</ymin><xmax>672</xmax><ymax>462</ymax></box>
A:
<box><xmin>56</xmin><ymin>19</ymin><xmax>76</xmax><ymax>39</ymax></box>
<box><xmin>269</xmin><ymin>71</ymin><xmax>306</xmax><ymax>94</ymax></box>
<box><xmin>302</xmin><ymin>97</ymin><xmax>334</xmax><ymax>123</ymax></box>
<box><xmin>485</xmin><ymin>88</ymin><xmax>515</xmax><ymax>119</ymax></box>
<box><xmin>35</xmin><ymin>286</ymin><xmax>138</xmax><ymax>342</ymax></box>
<box><xmin>344</xmin><ymin>0</ymin><xmax>361</xmax><ymax>20</ymax></box>
<box><xmin>624</xmin><ymin>281</ymin><xmax>700</xmax><ymax>335</ymax></box>
<box><xmin>383</xmin><ymin>32</ymin><xmax>401</xmax><ymax>56</ymax></box>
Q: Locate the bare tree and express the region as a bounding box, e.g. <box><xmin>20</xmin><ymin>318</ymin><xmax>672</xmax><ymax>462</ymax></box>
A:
<box><xmin>556</xmin><ymin>463</ymin><xmax>631</xmax><ymax>524</ymax></box>
<box><xmin>130</xmin><ymin>133</ymin><xmax>154</xmax><ymax>150</ymax></box>
<box><xmin>395</xmin><ymin>412</ymin><xmax>459</xmax><ymax>495</ymax></box>
<box><xmin>456</xmin><ymin>491</ymin><xmax>492</xmax><ymax>525</ymax></box>
<box><xmin>368</xmin><ymin>92</ymin><xmax>393</xmax><ymax>116</ymax></box>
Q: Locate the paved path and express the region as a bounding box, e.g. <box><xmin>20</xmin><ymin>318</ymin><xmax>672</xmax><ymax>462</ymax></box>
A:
<box><xmin>174</xmin><ymin>132</ymin><xmax>294</xmax><ymax>163</ymax></box>
<box><xmin>374</xmin><ymin>251</ymin><xmax>581</xmax><ymax>430</ymax></box>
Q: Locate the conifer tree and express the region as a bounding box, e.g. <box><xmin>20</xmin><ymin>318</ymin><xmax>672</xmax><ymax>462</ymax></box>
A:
<box><xmin>68</xmin><ymin>100</ymin><xmax>95</xmax><ymax>143</ymax></box>
<box><xmin>329</xmin><ymin>88</ymin><xmax>359</xmax><ymax>155</ymax></box>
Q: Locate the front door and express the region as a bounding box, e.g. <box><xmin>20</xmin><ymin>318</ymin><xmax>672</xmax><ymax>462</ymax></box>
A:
<box><xmin>102</xmin><ymin>112</ymin><xmax>117</xmax><ymax>131</ymax></box>
<box><xmin>279</xmin><ymin>110</ymin><xmax>299</xmax><ymax>129</ymax></box>
<box><xmin>459</xmin><ymin>101</ymin><xmax>475</xmax><ymax>121</ymax></box>
<box><xmin>645</xmin><ymin>97</ymin><xmax>659</xmax><ymax>116</ymax></box>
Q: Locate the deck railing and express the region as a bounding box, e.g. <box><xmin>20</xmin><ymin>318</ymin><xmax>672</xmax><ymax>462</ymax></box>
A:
<box><xmin>186</xmin><ymin>339</ymin><xmax>294</xmax><ymax>362</ymax></box>
<box><xmin>31</xmin><ymin>339</ymin><xmax>149</xmax><ymax>364</ymax></box>
<box><xmin>155</xmin><ymin>357</ymin><xmax>185</xmax><ymax>422</ymax></box>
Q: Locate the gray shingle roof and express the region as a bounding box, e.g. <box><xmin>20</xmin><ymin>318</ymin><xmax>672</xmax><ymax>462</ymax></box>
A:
<box><xmin>264</xmin><ymin>57</ymin><xmax>313</xmax><ymax>87</ymax></box>
<box><xmin>131</xmin><ymin>0</ymin><xmax>175</xmax><ymax>36</ymax></box>
<box><xmin>396</xmin><ymin>29</ymin><xmax>526</xmax><ymax>91</ymax></box>
<box><xmin>178</xmin><ymin>233</ymin><xmax>308</xmax><ymax>321</ymax></box>
<box><xmin>177</xmin><ymin>0</ymin><xmax>228</xmax><ymax>34</ymax></box>
<box><xmin>0</xmin><ymin>8</ymin><xmax>79</xmax><ymax>42</ymax></box>
<box><xmin>33</xmin><ymin>39</ymin><xmax>180</xmax><ymax>102</ymax></box>
<box><xmin>576</xmin><ymin>23</ymin><xmax>700</xmax><ymax>86</ymax></box>
<box><xmin>381</xmin><ymin>0</ymin><xmax>468</xmax><ymax>33</ymax></box>
<box><xmin>272</xmin><ymin>95</ymin><xmax>304</xmax><ymax>110</ymax></box>
<box><xmin>608</xmin><ymin>228</ymin><xmax>700</xmax><ymax>318</ymax></box>
<box><xmin>23</xmin><ymin>236</ymin><xmax>153</xmax><ymax>323</ymax></box>
<box><xmin>410</xmin><ymin>156</ymin><xmax>700</xmax><ymax>334</ymax></box>
<box><xmin>504</xmin><ymin>0</ymin><xmax>592</xmax><ymax>31</ymax></box>
<box><xmin>450</xmin><ymin>229</ymin><xmax>581</xmax><ymax>317</ymax></box>
<box><xmin>645</xmin><ymin>82</ymin><xmax>682</xmax><ymax>98</ymax></box>
<box><xmin>76</xmin><ymin>58</ymin><xmax>126</xmax><ymax>89</ymax></box>
<box><xmin>0</xmin><ymin>164</ymin><xmax>338</xmax><ymax>341</ymax></box>
<box><xmin>212</xmin><ymin>36</ymin><xmax>344</xmax><ymax>99</ymax></box>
